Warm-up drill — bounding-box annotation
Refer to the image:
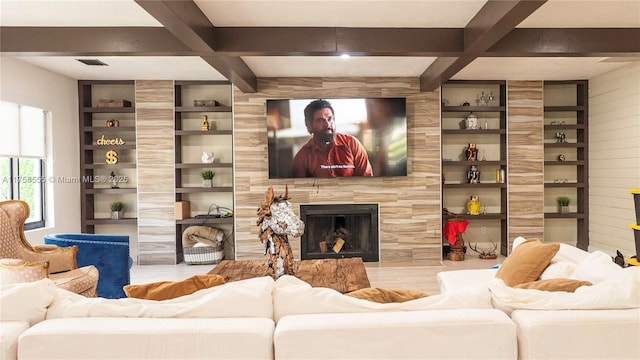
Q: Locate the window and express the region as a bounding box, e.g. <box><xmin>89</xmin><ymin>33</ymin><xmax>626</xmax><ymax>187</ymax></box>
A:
<box><xmin>0</xmin><ymin>101</ymin><xmax>47</xmax><ymax>230</ymax></box>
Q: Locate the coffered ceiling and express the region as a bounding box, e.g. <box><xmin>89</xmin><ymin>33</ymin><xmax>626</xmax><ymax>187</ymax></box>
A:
<box><xmin>1</xmin><ymin>0</ymin><xmax>639</xmax><ymax>92</ymax></box>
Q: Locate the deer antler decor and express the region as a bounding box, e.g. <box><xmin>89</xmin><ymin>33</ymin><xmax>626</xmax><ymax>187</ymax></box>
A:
<box><xmin>469</xmin><ymin>241</ymin><xmax>498</xmax><ymax>259</ymax></box>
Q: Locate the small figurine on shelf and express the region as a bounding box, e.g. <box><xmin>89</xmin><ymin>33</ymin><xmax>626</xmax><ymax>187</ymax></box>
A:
<box><xmin>465</xmin><ymin>143</ymin><xmax>479</xmax><ymax>161</ymax></box>
<box><xmin>464</xmin><ymin>112</ymin><xmax>478</xmax><ymax>130</ymax></box>
<box><xmin>201</xmin><ymin>151</ymin><xmax>215</xmax><ymax>164</ymax></box>
<box><xmin>555</xmin><ymin>132</ymin><xmax>567</xmax><ymax>143</ymax></box>
<box><xmin>201</xmin><ymin>115</ymin><xmax>210</xmax><ymax>131</ymax></box>
<box><xmin>466</xmin><ymin>196</ymin><xmax>481</xmax><ymax>215</ymax></box>
<box><xmin>467</xmin><ymin>165</ymin><xmax>480</xmax><ymax>184</ymax></box>
<box><xmin>110</xmin><ymin>171</ymin><xmax>119</xmax><ymax>189</ymax></box>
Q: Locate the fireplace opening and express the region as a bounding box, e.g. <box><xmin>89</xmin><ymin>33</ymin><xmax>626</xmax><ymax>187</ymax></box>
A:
<box><xmin>300</xmin><ymin>204</ymin><xmax>379</xmax><ymax>262</ymax></box>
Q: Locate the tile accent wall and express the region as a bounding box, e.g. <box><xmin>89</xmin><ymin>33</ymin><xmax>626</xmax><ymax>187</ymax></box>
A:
<box><xmin>135</xmin><ymin>80</ymin><xmax>177</xmax><ymax>264</ymax></box>
<box><xmin>233</xmin><ymin>78</ymin><xmax>443</xmax><ymax>264</ymax></box>
<box><xmin>507</xmin><ymin>80</ymin><xmax>544</xmax><ymax>251</ymax></box>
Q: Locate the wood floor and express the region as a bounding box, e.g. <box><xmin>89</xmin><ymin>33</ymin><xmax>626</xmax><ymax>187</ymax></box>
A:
<box><xmin>130</xmin><ymin>255</ymin><xmax>504</xmax><ymax>295</ymax></box>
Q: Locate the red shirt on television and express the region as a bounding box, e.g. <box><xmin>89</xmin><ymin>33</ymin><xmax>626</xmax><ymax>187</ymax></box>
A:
<box><xmin>292</xmin><ymin>133</ymin><xmax>373</xmax><ymax>178</ymax></box>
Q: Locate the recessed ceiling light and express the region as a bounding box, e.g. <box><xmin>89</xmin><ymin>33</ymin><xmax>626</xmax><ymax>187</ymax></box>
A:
<box><xmin>340</xmin><ymin>54</ymin><xmax>350</xmax><ymax>59</ymax></box>
<box><xmin>76</xmin><ymin>59</ymin><xmax>108</xmax><ymax>66</ymax></box>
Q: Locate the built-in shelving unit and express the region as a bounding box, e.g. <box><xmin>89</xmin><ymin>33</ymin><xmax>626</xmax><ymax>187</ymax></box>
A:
<box><xmin>79</xmin><ymin>80</ymin><xmax>138</xmax><ymax>235</ymax></box>
<box><xmin>543</xmin><ymin>80</ymin><xmax>589</xmax><ymax>249</ymax></box>
<box><xmin>441</xmin><ymin>80</ymin><xmax>508</xmax><ymax>255</ymax></box>
<box><xmin>174</xmin><ymin>81</ymin><xmax>235</xmax><ymax>257</ymax></box>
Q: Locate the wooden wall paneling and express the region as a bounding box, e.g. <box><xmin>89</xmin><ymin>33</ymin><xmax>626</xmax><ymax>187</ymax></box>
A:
<box><xmin>507</xmin><ymin>80</ymin><xmax>544</xmax><ymax>251</ymax></box>
<box><xmin>135</xmin><ymin>80</ymin><xmax>177</xmax><ymax>264</ymax></box>
<box><xmin>233</xmin><ymin>77</ymin><xmax>442</xmax><ymax>264</ymax></box>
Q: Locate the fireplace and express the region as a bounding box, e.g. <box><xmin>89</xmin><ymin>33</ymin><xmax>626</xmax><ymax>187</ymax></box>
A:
<box><xmin>300</xmin><ymin>204</ymin><xmax>379</xmax><ymax>262</ymax></box>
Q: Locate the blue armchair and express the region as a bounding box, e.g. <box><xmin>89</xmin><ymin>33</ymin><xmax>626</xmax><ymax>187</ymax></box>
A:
<box><xmin>44</xmin><ymin>233</ymin><xmax>132</xmax><ymax>299</ymax></box>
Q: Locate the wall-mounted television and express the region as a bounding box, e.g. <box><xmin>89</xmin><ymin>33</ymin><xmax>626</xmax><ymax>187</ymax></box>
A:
<box><xmin>267</xmin><ymin>98</ymin><xmax>407</xmax><ymax>179</ymax></box>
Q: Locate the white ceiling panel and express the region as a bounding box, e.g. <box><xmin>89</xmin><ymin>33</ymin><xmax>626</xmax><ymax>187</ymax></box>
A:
<box><xmin>14</xmin><ymin>56</ymin><xmax>226</xmax><ymax>81</ymax></box>
<box><xmin>518</xmin><ymin>0</ymin><xmax>640</xmax><ymax>28</ymax></box>
<box><xmin>194</xmin><ymin>0</ymin><xmax>485</xmax><ymax>27</ymax></box>
<box><xmin>243</xmin><ymin>56</ymin><xmax>437</xmax><ymax>77</ymax></box>
<box><xmin>0</xmin><ymin>0</ymin><xmax>161</xmax><ymax>26</ymax></box>
<box><xmin>452</xmin><ymin>57</ymin><xmax>638</xmax><ymax>81</ymax></box>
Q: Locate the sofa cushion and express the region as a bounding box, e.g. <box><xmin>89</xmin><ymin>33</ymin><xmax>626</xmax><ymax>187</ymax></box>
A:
<box><xmin>496</xmin><ymin>238</ymin><xmax>560</xmax><ymax>286</ymax></box>
<box><xmin>19</xmin><ymin>317</ymin><xmax>275</xmax><ymax>360</ymax></box>
<box><xmin>488</xmin><ymin>266</ymin><xmax>639</xmax><ymax>311</ymax></box>
<box><xmin>0</xmin><ymin>320</ymin><xmax>29</xmax><ymax>360</ymax></box>
<box><xmin>273</xmin><ymin>275</ymin><xmax>492</xmax><ymax>322</ymax></box>
<box><xmin>514</xmin><ymin>278</ymin><xmax>592</xmax><ymax>292</ymax></box>
<box><xmin>573</xmin><ymin>251</ymin><xmax>624</xmax><ymax>284</ymax></box>
<box><xmin>0</xmin><ymin>278</ymin><xmax>56</xmax><ymax>325</ymax></box>
<box><xmin>47</xmin><ymin>276</ymin><xmax>274</xmax><ymax>320</ymax></box>
<box><xmin>275</xmin><ymin>309</ymin><xmax>516</xmax><ymax>360</ymax></box>
<box><xmin>123</xmin><ymin>274</ymin><xmax>225</xmax><ymax>300</ymax></box>
<box><xmin>345</xmin><ymin>287</ymin><xmax>428</xmax><ymax>303</ymax></box>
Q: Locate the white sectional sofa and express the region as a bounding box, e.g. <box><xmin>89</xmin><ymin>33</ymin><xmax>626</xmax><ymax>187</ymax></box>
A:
<box><xmin>2</xmin><ymin>239</ymin><xmax>638</xmax><ymax>360</ymax></box>
<box><xmin>2</xmin><ymin>273</ymin><xmax>517</xmax><ymax>360</ymax></box>
<box><xmin>438</xmin><ymin>237</ymin><xmax>640</xmax><ymax>360</ymax></box>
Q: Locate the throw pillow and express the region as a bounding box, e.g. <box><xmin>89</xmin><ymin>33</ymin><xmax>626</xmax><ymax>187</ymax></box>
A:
<box><xmin>514</xmin><ymin>278</ymin><xmax>592</xmax><ymax>292</ymax></box>
<box><xmin>346</xmin><ymin>288</ymin><xmax>428</xmax><ymax>303</ymax></box>
<box><xmin>0</xmin><ymin>278</ymin><xmax>57</xmax><ymax>325</ymax></box>
<box><xmin>495</xmin><ymin>238</ymin><xmax>560</xmax><ymax>286</ymax></box>
<box><xmin>124</xmin><ymin>274</ymin><xmax>225</xmax><ymax>300</ymax></box>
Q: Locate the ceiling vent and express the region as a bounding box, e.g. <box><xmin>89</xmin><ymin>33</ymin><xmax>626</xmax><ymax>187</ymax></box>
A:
<box><xmin>76</xmin><ymin>59</ymin><xmax>108</xmax><ymax>66</ymax></box>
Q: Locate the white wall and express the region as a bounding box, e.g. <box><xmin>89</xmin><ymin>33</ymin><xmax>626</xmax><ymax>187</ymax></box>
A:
<box><xmin>589</xmin><ymin>61</ymin><xmax>640</xmax><ymax>257</ymax></box>
<box><xmin>0</xmin><ymin>57</ymin><xmax>80</xmax><ymax>244</ymax></box>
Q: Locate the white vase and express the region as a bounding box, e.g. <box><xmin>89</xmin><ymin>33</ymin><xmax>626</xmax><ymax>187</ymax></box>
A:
<box><xmin>202</xmin><ymin>179</ymin><xmax>213</xmax><ymax>188</ymax></box>
<box><xmin>111</xmin><ymin>210</ymin><xmax>124</xmax><ymax>219</ymax></box>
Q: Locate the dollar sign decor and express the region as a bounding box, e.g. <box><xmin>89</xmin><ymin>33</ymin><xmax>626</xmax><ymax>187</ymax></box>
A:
<box><xmin>105</xmin><ymin>150</ymin><xmax>119</xmax><ymax>164</ymax></box>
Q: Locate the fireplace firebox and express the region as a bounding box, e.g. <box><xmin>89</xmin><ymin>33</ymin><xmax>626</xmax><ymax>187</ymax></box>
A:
<box><xmin>300</xmin><ymin>204</ymin><xmax>379</xmax><ymax>262</ymax></box>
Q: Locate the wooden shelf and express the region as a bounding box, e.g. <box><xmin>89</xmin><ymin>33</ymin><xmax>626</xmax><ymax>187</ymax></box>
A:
<box><xmin>85</xmin><ymin>218</ymin><xmax>138</xmax><ymax>225</ymax></box>
<box><xmin>544</xmin><ymin>160</ymin><xmax>585</xmax><ymax>166</ymax></box>
<box><xmin>83</xmin><ymin>188</ymin><xmax>137</xmax><ymax>194</ymax></box>
<box><xmin>442</xmin><ymin>160</ymin><xmax>506</xmax><ymax>166</ymax></box>
<box><xmin>82</xmin><ymin>144</ymin><xmax>136</xmax><ymax>150</ymax></box>
<box><xmin>175</xmin><ymin>130</ymin><xmax>233</xmax><ymax>136</ymax></box>
<box><xmin>83</xmin><ymin>163</ymin><xmax>137</xmax><ymax>169</ymax></box>
<box><xmin>544</xmin><ymin>212</ymin><xmax>586</xmax><ymax>219</ymax></box>
<box><xmin>544</xmin><ymin>182</ymin><xmax>585</xmax><ymax>188</ymax></box>
<box><xmin>544</xmin><ymin>124</ymin><xmax>585</xmax><ymax>130</ymax></box>
<box><xmin>441</xmin><ymin>129</ymin><xmax>506</xmax><ymax>135</ymax></box>
<box><xmin>543</xmin><ymin>80</ymin><xmax>589</xmax><ymax>249</ymax></box>
<box><xmin>82</xmin><ymin>107</ymin><xmax>134</xmax><ymax>113</ymax></box>
<box><xmin>441</xmin><ymin>80</ymin><xmax>508</xmax><ymax>256</ymax></box>
<box><xmin>79</xmin><ymin>80</ymin><xmax>139</xmax><ymax>236</ymax></box>
<box><xmin>442</xmin><ymin>106</ymin><xmax>505</xmax><ymax>112</ymax></box>
<box><xmin>176</xmin><ymin>217</ymin><xmax>233</xmax><ymax>225</ymax></box>
<box><xmin>175</xmin><ymin>106</ymin><xmax>232</xmax><ymax>113</ymax></box>
<box><xmin>443</xmin><ymin>183</ymin><xmax>507</xmax><ymax>189</ymax></box>
<box><xmin>544</xmin><ymin>142</ymin><xmax>585</xmax><ymax>148</ymax></box>
<box><xmin>176</xmin><ymin>186</ymin><xmax>233</xmax><ymax>193</ymax></box>
<box><xmin>443</xmin><ymin>213</ymin><xmax>506</xmax><ymax>220</ymax></box>
<box><xmin>176</xmin><ymin>162</ymin><xmax>233</xmax><ymax>169</ymax></box>
<box><xmin>83</xmin><ymin>126</ymin><xmax>136</xmax><ymax>132</ymax></box>
<box><xmin>544</xmin><ymin>106</ymin><xmax>586</xmax><ymax>112</ymax></box>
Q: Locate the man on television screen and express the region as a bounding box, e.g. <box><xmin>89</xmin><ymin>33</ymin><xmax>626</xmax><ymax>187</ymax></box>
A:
<box><xmin>292</xmin><ymin>99</ymin><xmax>373</xmax><ymax>178</ymax></box>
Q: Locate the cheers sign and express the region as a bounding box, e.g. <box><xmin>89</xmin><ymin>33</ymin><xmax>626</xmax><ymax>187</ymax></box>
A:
<box><xmin>96</xmin><ymin>135</ymin><xmax>125</xmax><ymax>146</ymax></box>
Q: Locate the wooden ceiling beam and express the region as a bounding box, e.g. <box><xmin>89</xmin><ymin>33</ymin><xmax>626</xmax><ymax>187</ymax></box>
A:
<box><xmin>3</xmin><ymin>26</ymin><xmax>638</xmax><ymax>58</ymax></box>
<box><xmin>420</xmin><ymin>0</ymin><xmax>548</xmax><ymax>92</ymax></box>
<box><xmin>488</xmin><ymin>28</ymin><xmax>640</xmax><ymax>57</ymax></box>
<box><xmin>0</xmin><ymin>27</ymin><xmax>193</xmax><ymax>56</ymax></box>
<box><xmin>134</xmin><ymin>0</ymin><xmax>257</xmax><ymax>92</ymax></box>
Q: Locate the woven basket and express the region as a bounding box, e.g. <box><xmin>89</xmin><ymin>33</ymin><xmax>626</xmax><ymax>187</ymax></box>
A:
<box><xmin>184</xmin><ymin>245</ymin><xmax>224</xmax><ymax>265</ymax></box>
